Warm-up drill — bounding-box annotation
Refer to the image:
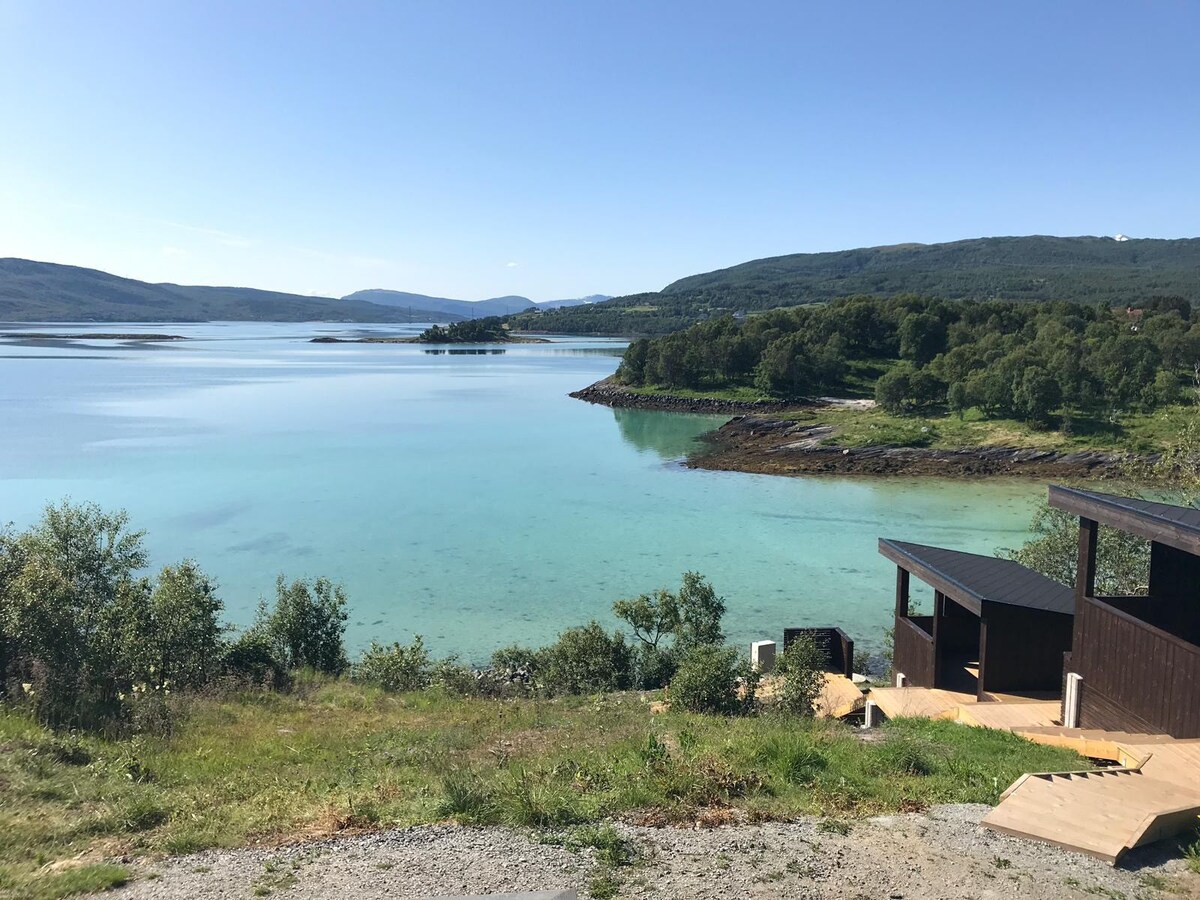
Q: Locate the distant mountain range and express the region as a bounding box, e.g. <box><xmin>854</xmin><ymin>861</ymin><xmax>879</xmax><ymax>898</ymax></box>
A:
<box><xmin>508</xmin><ymin>235</ymin><xmax>1200</xmax><ymax>336</ymax></box>
<box><xmin>343</xmin><ymin>289</ymin><xmax>609</xmax><ymax>319</ymax></box>
<box><xmin>0</xmin><ymin>258</ymin><xmax>607</xmax><ymax>323</ymax></box>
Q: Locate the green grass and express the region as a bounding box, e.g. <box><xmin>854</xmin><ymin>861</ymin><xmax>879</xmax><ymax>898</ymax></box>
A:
<box><xmin>0</xmin><ymin>681</ymin><xmax>1087</xmax><ymax>898</ymax></box>
<box><xmin>773</xmin><ymin>402</ymin><xmax>1200</xmax><ymax>455</ymax></box>
<box><xmin>622</xmin><ymin>383</ymin><xmax>785</xmax><ymax>404</ymax></box>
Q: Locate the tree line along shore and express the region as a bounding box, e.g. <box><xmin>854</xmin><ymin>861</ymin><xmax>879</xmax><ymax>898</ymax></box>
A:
<box><xmin>570</xmin><ymin>294</ymin><xmax>1200</xmax><ymax>477</ymax></box>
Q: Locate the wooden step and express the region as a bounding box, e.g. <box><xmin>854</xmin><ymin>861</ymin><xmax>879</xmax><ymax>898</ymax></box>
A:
<box><xmin>983</xmin><ymin>770</ymin><xmax>1200</xmax><ymax>864</ymax></box>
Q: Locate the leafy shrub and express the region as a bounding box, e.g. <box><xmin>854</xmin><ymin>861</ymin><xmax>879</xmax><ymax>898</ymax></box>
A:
<box><xmin>631</xmin><ymin>643</ymin><xmax>676</xmax><ymax>690</ymax></box>
<box><xmin>220</xmin><ymin>630</ymin><xmax>287</xmax><ymax>687</ymax></box>
<box><xmin>669</xmin><ymin>645</ymin><xmax>755</xmax><ymax>715</ymax></box>
<box><xmin>775</xmin><ymin>633</ymin><xmax>828</xmax><ymax>717</ymax></box>
<box><xmin>1</xmin><ymin>502</ymin><xmax>149</xmax><ymax>727</ymax></box>
<box><xmin>354</xmin><ymin>637</ymin><xmax>430</xmax><ymax>692</ymax></box>
<box><xmin>257</xmin><ymin>575</ymin><xmax>349</xmax><ymax>675</ymax></box>
<box><xmin>490</xmin><ymin>644</ymin><xmax>539</xmax><ymax>676</ymax></box>
<box><xmin>538</xmin><ymin>622</ymin><xmax>633</xmax><ymax>696</ymax></box>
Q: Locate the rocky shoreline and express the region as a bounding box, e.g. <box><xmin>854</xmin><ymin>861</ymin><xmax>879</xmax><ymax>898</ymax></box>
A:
<box><xmin>690</xmin><ymin>415</ymin><xmax>1149</xmax><ymax>478</ymax></box>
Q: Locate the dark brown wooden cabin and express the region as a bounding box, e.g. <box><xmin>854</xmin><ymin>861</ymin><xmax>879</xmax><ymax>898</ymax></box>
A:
<box><xmin>1050</xmin><ymin>485</ymin><xmax>1200</xmax><ymax>738</ymax></box>
<box><xmin>880</xmin><ymin>539</ymin><xmax>1075</xmax><ymax>699</ymax></box>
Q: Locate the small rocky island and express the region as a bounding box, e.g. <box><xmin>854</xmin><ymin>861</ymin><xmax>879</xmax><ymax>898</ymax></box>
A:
<box><xmin>311</xmin><ymin>317</ymin><xmax>548</xmax><ymax>344</ymax></box>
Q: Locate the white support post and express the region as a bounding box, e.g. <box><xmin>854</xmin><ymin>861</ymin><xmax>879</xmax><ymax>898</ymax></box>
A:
<box><xmin>895</xmin><ymin>672</ymin><xmax>907</xmax><ymax>688</ymax></box>
<box><xmin>864</xmin><ymin>699</ymin><xmax>879</xmax><ymax>728</ymax></box>
<box><xmin>1063</xmin><ymin>672</ymin><xmax>1082</xmax><ymax>729</ymax></box>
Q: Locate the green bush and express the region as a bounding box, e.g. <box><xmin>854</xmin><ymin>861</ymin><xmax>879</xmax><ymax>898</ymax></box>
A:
<box><xmin>256</xmin><ymin>575</ymin><xmax>349</xmax><ymax>675</ymax></box>
<box><xmin>220</xmin><ymin>630</ymin><xmax>287</xmax><ymax>687</ymax></box>
<box><xmin>775</xmin><ymin>633</ymin><xmax>828</xmax><ymax>717</ymax></box>
<box><xmin>669</xmin><ymin>645</ymin><xmax>755</xmax><ymax>715</ymax></box>
<box><xmin>538</xmin><ymin>622</ymin><xmax>633</xmax><ymax>696</ymax></box>
<box><xmin>354</xmin><ymin>637</ymin><xmax>430</xmax><ymax>692</ymax></box>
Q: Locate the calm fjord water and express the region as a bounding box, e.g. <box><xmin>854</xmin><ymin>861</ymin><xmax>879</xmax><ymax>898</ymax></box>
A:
<box><xmin>0</xmin><ymin>323</ymin><xmax>1041</xmax><ymax>658</ymax></box>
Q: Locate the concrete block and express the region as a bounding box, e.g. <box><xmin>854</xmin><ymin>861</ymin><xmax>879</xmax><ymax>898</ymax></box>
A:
<box><xmin>751</xmin><ymin>640</ymin><xmax>776</xmax><ymax>673</ymax></box>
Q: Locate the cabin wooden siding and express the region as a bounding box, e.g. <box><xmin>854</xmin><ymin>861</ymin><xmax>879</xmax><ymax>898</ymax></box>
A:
<box><xmin>1073</xmin><ymin>595</ymin><xmax>1200</xmax><ymax>738</ymax></box>
<box><xmin>980</xmin><ymin>603</ymin><xmax>1074</xmax><ymax>694</ymax></box>
<box><xmin>893</xmin><ymin>616</ymin><xmax>935</xmax><ymax>686</ymax></box>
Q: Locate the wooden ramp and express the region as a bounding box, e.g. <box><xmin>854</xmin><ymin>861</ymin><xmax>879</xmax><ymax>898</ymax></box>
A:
<box><xmin>867</xmin><ymin>686</ymin><xmax>974</xmax><ymax>720</ymax></box>
<box><xmin>815</xmin><ymin>672</ymin><xmax>865</xmax><ymax>719</ymax></box>
<box><xmin>982</xmin><ymin>769</ymin><xmax>1200</xmax><ymax>864</ymax></box>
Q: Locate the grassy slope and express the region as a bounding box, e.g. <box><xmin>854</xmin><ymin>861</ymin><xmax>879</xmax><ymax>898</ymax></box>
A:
<box><xmin>0</xmin><ymin>678</ymin><xmax>1086</xmax><ymax>898</ymax></box>
<box><xmin>784</xmin><ymin>404</ymin><xmax>1196</xmax><ymax>454</ymax></box>
<box><xmin>623</xmin><ymin>374</ymin><xmax>1194</xmax><ymax>455</ymax></box>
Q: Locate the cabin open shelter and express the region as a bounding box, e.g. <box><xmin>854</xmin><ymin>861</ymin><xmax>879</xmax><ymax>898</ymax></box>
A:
<box><xmin>881</xmin><ymin>538</ymin><xmax>1074</xmax><ymax>699</ymax></box>
<box><xmin>1051</xmin><ymin>485</ymin><xmax>1200</xmax><ymax>738</ymax></box>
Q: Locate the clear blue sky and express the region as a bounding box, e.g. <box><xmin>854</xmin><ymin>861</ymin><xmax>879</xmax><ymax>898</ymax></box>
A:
<box><xmin>1</xmin><ymin>1</ymin><xmax>1196</xmax><ymax>300</ymax></box>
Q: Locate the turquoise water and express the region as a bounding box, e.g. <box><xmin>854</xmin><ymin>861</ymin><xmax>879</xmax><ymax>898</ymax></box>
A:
<box><xmin>0</xmin><ymin>323</ymin><xmax>1043</xmax><ymax>659</ymax></box>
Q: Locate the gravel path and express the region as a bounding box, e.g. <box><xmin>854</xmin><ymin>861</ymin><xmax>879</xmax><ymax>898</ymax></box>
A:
<box><xmin>101</xmin><ymin>805</ymin><xmax>1199</xmax><ymax>899</ymax></box>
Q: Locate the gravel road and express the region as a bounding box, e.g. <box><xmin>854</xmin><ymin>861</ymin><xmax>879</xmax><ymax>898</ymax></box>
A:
<box><xmin>98</xmin><ymin>805</ymin><xmax>1199</xmax><ymax>899</ymax></box>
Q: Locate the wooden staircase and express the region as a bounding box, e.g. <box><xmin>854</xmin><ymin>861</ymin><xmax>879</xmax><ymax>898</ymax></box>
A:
<box><xmin>982</xmin><ymin>745</ymin><xmax>1200</xmax><ymax>864</ymax></box>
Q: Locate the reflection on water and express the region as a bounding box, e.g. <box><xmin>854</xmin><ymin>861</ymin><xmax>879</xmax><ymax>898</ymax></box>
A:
<box><xmin>610</xmin><ymin>407</ymin><xmax>730</xmax><ymax>460</ymax></box>
<box><xmin>422</xmin><ymin>347</ymin><xmax>506</xmax><ymax>355</ymax></box>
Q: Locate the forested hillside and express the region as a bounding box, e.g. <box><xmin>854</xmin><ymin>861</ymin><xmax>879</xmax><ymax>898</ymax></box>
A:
<box><xmin>0</xmin><ymin>259</ymin><xmax>447</xmax><ymax>322</ymax></box>
<box><xmin>510</xmin><ymin>236</ymin><xmax>1200</xmax><ymax>336</ymax></box>
<box><xmin>616</xmin><ymin>295</ymin><xmax>1197</xmax><ymax>427</ymax></box>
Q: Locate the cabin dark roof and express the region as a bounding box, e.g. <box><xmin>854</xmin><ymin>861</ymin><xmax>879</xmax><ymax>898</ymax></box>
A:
<box><xmin>879</xmin><ymin>538</ymin><xmax>1075</xmax><ymax>616</ymax></box>
<box><xmin>1049</xmin><ymin>485</ymin><xmax>1200</xmax><ymax>556</ymax></box>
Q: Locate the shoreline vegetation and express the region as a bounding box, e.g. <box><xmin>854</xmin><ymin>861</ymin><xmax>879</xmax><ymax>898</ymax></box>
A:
<box><xmin>570</xmin><ymin>378</ymin><xmax>1171</xmax><ymax>478</ymax></box>
<box><xmin>592</xmin><ymin>294</ymin><xmax>1200</xmax><ymax>478</ymax></box>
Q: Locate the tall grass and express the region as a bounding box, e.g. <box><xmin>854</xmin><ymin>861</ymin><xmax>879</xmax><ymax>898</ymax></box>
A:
<box><xmin>0</xmin><ymin>679</ymin><xmax>1086</xmax><ymax>898</ymax></box>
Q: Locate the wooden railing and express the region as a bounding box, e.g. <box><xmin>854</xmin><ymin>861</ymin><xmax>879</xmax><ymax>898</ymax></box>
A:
<box><xmin>893</xmin><ymin>615</ymin><xmax>935</xmax><ymax>687</ymax></box>
<box><xmin>1074</xmin><ymin>596</ymin><xmax>1200</xmax><ymax>738</ymax></box>
<box><xmin>783</xmin><ymin>627</ymin><xmax>855</xmax><ymax>677</ymax></box>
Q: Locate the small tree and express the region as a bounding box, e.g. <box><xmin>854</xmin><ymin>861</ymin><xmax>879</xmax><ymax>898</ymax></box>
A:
<box><xmin>875</xmin><ymin>365</ymin><xmax>913</xmax><ymax>415</ymax></box>
<box><xmin>258</xmin><ymin>575</ymin><xmax>349</xmax><ymax>674</ymax></box>
<box><xmin>674</xmin><ymin>571</ymin><xmax>725</xmax><ymax>652</ymax></box>
<box><xmin>775</xmin><ymin>633</ymin><xmax>827</xmax><ymax>717</ymax></box>
<box><xmin>4</xmin><ymin>501</ymin><xmax>148</xmax><ymax>726</ymax></box>
<box><xmin>1012</xmin><ymin>367</ymin><xmax>1062</xmax><ymax>425</ymax></box>
<box><xmin>125</xmin><ymin>560</ymin><xmax>223</xmax><ymax>690</ymax></box>
<box><xmin>1000</xmin><ymin>503</ymin><xmax>1149</xmax><ymax>595</ymax></box>
<box><xmin>947</xmin><ymin>381</ymin><xmax>970</xmax><ymax>419</ymax></box>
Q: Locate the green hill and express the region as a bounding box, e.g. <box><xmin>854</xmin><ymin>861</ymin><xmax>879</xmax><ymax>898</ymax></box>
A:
<box><xmin>0</xmin><ymin>259</ymin><xmax>452</xmax><ymax>323</ymax></box>
<box><xmin>510</xmin><ymin>236</ymin><xmax>1200</xmax><ymax>336</ymax></box>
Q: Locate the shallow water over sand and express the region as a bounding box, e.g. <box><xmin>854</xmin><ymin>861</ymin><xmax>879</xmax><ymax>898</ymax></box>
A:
<box><xmin>0</xmin><ymin>323</ymin><xmax>1042</xmax><ymax>658</ymax></box>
